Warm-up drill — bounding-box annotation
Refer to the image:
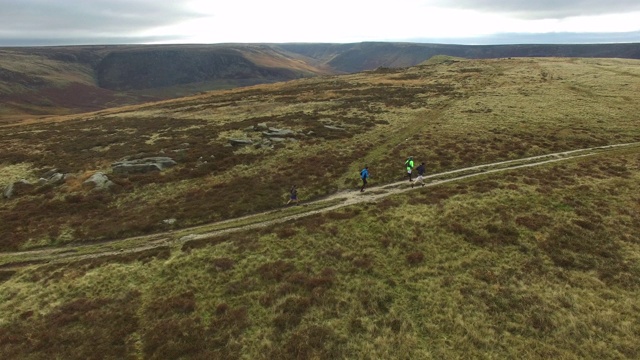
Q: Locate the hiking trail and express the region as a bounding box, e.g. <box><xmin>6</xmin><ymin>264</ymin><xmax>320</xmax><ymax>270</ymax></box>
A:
<box><xmin>1</xmin><ymin>142</ymin><xmax>639</xmax><ymax>269</ymax></box>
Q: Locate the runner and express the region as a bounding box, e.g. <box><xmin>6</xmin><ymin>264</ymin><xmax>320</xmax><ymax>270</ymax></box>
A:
<box><xmin>412</xmin><ymin>162</ymin><xmax>426</xmax><ymax>188</ymax></box>
<box><xmin>286</xmin><ymin>185</ymin><xmax>299</xmax><ymax>205</ymax></box>
<box><xmin>405</xmin><ymin>156</ymin><xmax>414</xmax><ymax>182</ymax></box>
<box><xmin>360</xmin><ymin>166</ymin><xmax>369</xmax><ymax>192</ymax></box>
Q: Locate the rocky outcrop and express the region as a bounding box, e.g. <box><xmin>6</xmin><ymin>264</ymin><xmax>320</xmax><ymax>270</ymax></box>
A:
<box><xmin>236</xmin><ymin>125</ymin><xmax>301</xmax><ymax>149</ymax></box>
<box><xmin>50</xmin><ymin>173</ymin><xmax>65</xmax><ymax>184</ymax></box>
<box><xmin>3</xmin><ymin>168</ymin><xmax>74</xmax><ymax>199</ymax></box>
<box><xmin>83</xmin><ymin>172</ymin><xmax>115</xmax><ymax>190</ymax></box>
<box><xmin>262</xmin><ymin>128</ymin><xmax>295</xmax><ymax>137</ymax></box>
<box><xmin>36</xmin><ymin>169</ymin><xmax>68</xmax><ymax>186</ymax></box>
<box><xmin>112</xmin><ymin>157</ymin><xmax>177</xmax><ymax>174</ymax></box>
<box><xmin>42</xmin><ymin>172</ymin><xmax>65</xmax><ymax>185</ymax></box>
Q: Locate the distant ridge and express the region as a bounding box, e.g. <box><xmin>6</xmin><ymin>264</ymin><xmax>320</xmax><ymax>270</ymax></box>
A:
<box><xmin>278</xmin><ymin>42</ymin><xmax>640</xmax><ymax>72</ymax></box>
<box><xmin>1</xmin><ymin>42</ymin><xmax>639</xmax><ymax>119</ymax></box>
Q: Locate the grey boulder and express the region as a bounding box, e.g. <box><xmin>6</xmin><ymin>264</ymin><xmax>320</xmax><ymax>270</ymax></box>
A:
<box><xmin>3</xmin><ymin>179</ymin><xmax>32</xmax><ymax>199</ymax></box>
<box><xmin>47</xmin><ymin>172</ymin><xmax>65</xmax><ymax>185</ymax></box>
<box><xmin>263</xmin><ymin>128</ymin><xmax>295</xmax><ymax>137</ymax></box>
<box><xmin>83</xmin><ymin>172</ymin><xmax>115</xmax><ymax>190</ymax></box>
<box><xmin>112</xmin><ymin>157</ymin><xmax>177</xmax><ymax>174</ymax></box>
<box><xmin>37</xmin><ymin>170</ymin><xmax>66</xmax><ymax>186</ymax></box>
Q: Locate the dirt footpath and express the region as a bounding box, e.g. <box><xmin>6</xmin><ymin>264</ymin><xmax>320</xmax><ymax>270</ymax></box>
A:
<box><xmin>1</xmin><ymin>142</ymin><xmax>639</xmax><ymax>268</ymax></box>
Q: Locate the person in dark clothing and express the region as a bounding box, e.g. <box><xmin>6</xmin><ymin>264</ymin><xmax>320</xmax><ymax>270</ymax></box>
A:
<box><xmin>412</xmin><ymin>162</ymin><xmax>426</xmax><ymax>188</ymax></box>
<box><xmin>286</xmin><ymin>185</ymin><xmax>299</xmax><ymax>205</ymax></box>
<box><xmin>360</xmin><ymin>166</ymin><xmax>369</xmax><ymax>192</ymax></box>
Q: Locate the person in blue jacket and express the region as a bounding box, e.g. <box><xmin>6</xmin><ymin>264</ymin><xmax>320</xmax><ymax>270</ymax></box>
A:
<box><xmin>360</xmin><ymin>166</ymin><xmax>369</xmax><ymax>192</ymax></box>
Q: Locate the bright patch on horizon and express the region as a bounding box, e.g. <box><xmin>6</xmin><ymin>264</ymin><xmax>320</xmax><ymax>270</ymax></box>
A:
<box><xmin>1</xmin><ymin>0</ymin><xmax>640</xmax><ymax>45</ymax></box>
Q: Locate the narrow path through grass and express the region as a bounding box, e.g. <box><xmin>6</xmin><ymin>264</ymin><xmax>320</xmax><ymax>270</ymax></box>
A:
<box><xmin>1</xmin><ymin>141</ymin><xmax>639</xmax><ymax>268</ymax></box>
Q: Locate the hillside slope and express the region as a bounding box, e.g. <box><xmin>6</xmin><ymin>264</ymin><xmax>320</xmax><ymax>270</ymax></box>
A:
<box><xmin>279</xmin><ymin>42</ymin><xmax>640</xmax><ymax>72</ymax></box>
<box><xmin>1</xmin><ymin>57</ymin><xmax>640</xmax><ymax>359</ymax></box>
<box><xmin>0</xmin><ymin>44</ymin><xmax>333</xmax><ymax>121</ymax></box>
<box><xmin>95</xmin><ymin>44</ymin><xmax>334</xmax><ymax>91</ymax></box>
<box><xmin>2</xmin><ymin>42</ymin><xmax>640</xmax><ymax>120</ymax></box>
<box><xmin>1</xmin><ymin>56</ymin><xmax>639</xmax><ymax>247</ymax></box>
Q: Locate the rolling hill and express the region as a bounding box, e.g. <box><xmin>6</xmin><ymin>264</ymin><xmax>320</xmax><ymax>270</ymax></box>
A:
<box><xmin>0</xmin><ymin>56</ymin><xmax>639</xmax><ymax>359</ymax></box>
<box><xmin>0</xmin><ymin>44</ymin><xmax>334</xmax><ymax>121</ymax></box>
<box><xmin>1</xmin><ymin>42</ymin><xmax>640</xmax><ymax>121</ymax></box>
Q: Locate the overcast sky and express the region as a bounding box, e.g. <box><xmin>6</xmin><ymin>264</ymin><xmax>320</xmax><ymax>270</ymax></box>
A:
<box><xmin>1</xmin><ymin>0</ymin><xmax>639</xmax><ymax>46</ymax></box>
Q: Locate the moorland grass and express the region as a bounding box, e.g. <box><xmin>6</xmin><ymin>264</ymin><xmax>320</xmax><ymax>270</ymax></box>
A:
<box><xmin>1</xmin><ymin>149</ymin><xmax>639</xmax><ymax>358</ymax></box>
<box><xmin>0</xmin><ymin>163</ymin><xmax>34</xmax><ymax>188</ymax></box>
<box><xmin>2</xmin><ymin>57</ymin><xmax>639</xmax><ymax>250</ymax></box>
<box><xmin>1</xmin><ymin>56</ymin><xmax>639</xmax><ymax>359</ymax></box>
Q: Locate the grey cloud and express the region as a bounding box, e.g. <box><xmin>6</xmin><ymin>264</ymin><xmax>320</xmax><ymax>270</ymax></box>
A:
<box><xmin>0</xmin><ymin>35</ymin><xmax>186</xmax><ymax>47</ymax></box>
<box><xmin>0</xmin><ymin>0</ymin><xmax>202</xmax><ymax>41</ymax></box>
<box><xmin>431</xmin><ymin>0</ymin><xmax>640</xmax><ymax>19</ymax></box>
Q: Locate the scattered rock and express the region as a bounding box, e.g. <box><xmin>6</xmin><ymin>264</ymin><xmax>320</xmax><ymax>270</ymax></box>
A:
<box><xmin>3</xmin><ymin>183</ymin><xmax>15</xmax><ymax>199</ymax></box>
<box><xmin>83</xmin><ymin>172</ymin><xmax>115</xmax><ymax>190</ymax></box>
<box><xmin>41</xmin><ymin>168</ymin><xmax>59</xmax><ymax>179</ymax></box>
<box><xmin>196</xmin><ymin>157</ymin><xmax>209</xmax><ymax>167</ymax></box>
<box><xmin>263</xmin><ymin>128</ymin><xmax>295</xmax><ymax>137</ymax></box>
<box><xmin>229</xmin><ymin>139</ymin><xmax>253</xmax><ymax>146</ymax></box>
<box><xmin>3</xmin><ymin>179</ymin><xmax>32</xmax><ymax>199</ymax></box>
<box><xmin>112</xmin><ymin>157</ymin><xmax>177</xmax><ymax>174</ymax></box>
<box><xmin>268</xmin><ymin>137</ymin><xmax>287</xmax><ymax>143</ymax></box>
<box><xmin>36</xmin><ymin>169</ymin><xmax>67</xmax><ymax>186</ymax></box>
<box><xmin>255</xmin><ymin>123</ymin><xmax>269</xmax><ymax>131</ymax></box>
<box><xmin>47</xmin><ymin>173</ymin><xmax>65</xmax><ymax>185</ymax></box>
<box><xmin>163</xmin><ymin>218</ymin><xmax>177</xmax><ymax>225</ymax></box>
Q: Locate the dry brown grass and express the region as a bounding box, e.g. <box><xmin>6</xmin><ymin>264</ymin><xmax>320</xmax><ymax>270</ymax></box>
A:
<box><xmin>1</xmin><ymin>147</ymin><xmax>640</xmax><ymax>358</ymax></box>
<box><xmin>1</xmin><ymin>57</ymin><xmax>639</xmax><ymax>251</ymax></box>
<box><xmin>5</xmin><ymin>54</ymin><xmax>640</xmax><ymax>357</ymax></box>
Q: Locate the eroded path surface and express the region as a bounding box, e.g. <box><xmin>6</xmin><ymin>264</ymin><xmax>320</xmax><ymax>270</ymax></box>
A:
<box><xmin>2</xmin><ymin>142</ymin><xmax>639</xmax><ymax>268</ymax></box>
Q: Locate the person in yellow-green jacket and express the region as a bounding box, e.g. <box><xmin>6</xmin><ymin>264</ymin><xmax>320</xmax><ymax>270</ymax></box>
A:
<box><xmin>405</xmin><ymin>156</ymin><xmax>414</xmax><ymax>182</ymax></box>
